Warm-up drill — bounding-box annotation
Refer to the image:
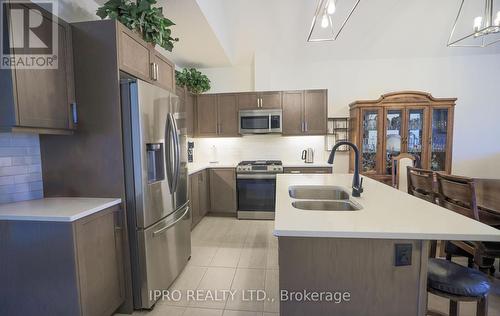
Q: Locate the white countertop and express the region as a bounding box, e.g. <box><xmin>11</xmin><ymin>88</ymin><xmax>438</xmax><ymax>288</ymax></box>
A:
<box><xmin>187</xmin><ymin>161</ymin><xmax>332</xmax><ymax>175</ymax></box>
<box><xmin>274</xmin><ymin>174</ymin><xmax>500</xmax><ymax>241</ymax></box>
<box><xmin>0</xmin><ymin>197</ymin><xmax>122</xmax><ymax>222</ymax></box>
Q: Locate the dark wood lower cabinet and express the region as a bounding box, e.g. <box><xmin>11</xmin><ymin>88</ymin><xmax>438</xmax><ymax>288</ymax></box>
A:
<box><xmin>0</xmin><ymin>205</ymin><xmax>124</xmax><ymax>316</ymax></box>
<box><xmin>210</xmin><ymin>168</ymin><xmax>237</xmax><ymax>215</ymax></box>
<box><xmin>190</xmin><ymin>169</ymin><xmax>210</xmax><ymax>229</ymax></box>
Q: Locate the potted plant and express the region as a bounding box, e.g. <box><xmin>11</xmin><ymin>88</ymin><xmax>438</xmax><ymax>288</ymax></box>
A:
<box><xmin>176</xmin><ymin>68</ymin><xmax>211</xmax><ymax>94</ymax></box>
<box><xmin>96</xmin><ymin>0</ymin><xmax>179</xmax><ymax>52</ymax></box>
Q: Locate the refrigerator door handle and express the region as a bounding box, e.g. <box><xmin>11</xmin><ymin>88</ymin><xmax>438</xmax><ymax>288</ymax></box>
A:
<box><xmin>152</xmin><ymin>206</ymin><xmax>190</xmax><ymax>236</ymax></box>
<box><xmin>170</xmin><ymin>113</ymin><xmax>181</xmax><ymax>193</ymax></box>
<box><xmin>165</xmin><ymin>115</ymin><xmax>174</xmax><ymax>193</ymax></box>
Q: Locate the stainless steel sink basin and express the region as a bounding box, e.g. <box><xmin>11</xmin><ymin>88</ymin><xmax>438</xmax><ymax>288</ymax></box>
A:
<box><xmin>288</xmin><ymin>185</ymin><xmax>350</xmax><ymax>200</ymax></box>
<box><xmin>292</xmin><ymin>200</ymin><xmax>362</xmax><ymax>211</ymax></box>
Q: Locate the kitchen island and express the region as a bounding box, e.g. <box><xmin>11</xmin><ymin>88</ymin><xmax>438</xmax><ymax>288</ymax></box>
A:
<box><xmin>274</xmin><ymin>174</ymin><xmax>500</xmax><ymax>316</ymax></box>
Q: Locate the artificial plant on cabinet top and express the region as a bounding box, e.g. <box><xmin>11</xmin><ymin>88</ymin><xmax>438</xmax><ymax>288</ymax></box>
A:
<box><xmin>176</xmin><ymin>68</ymin><xmax>211</xmax><ymax>94</ymax></box>
<box><xmin>97</xmin><ymin>0</ymin><xmax>179</xmax><ymax>52</ymax></box>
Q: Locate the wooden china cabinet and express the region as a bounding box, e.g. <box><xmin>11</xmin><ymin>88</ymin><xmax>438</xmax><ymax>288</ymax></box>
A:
<box><xmin>349</xmin><ymin>91</ymin><xmax>456</xmax><ymax>185</ymax></box>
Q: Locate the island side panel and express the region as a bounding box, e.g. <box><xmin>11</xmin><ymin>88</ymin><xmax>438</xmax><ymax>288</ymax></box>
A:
<box><xmin>278</xmin><ymin>237</ymin><xmax>429</xmax><ymax>316</ymax></box>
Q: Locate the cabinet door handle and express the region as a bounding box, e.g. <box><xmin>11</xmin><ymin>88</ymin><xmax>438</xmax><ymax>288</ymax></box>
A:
<box><xmin>155</xmin><ymin>63</ymin><xmax>160</xmax><ymax>81</ymax></box>
<box><xmin>304</xmin><ymin>122</ymin><xmax>308</xmax><ymax>132</ymax></box>
<box><xmin>151</xmin><ymin>63</ymin><xmax>158</xmax><ymax>81</ymax></box>
<box><xmin>70</xmin><ymin>102</ymin><xmax>78</xmax><ymax>125</ymax></box>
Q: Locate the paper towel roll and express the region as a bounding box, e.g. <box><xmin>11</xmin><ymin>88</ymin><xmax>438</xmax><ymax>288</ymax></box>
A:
<box><xmin>209</xmin><ymin>145</ymin><xmax>218</xmax><ymax>163</ymax></box>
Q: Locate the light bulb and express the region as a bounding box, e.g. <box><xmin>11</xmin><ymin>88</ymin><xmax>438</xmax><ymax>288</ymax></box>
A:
<box><xmin>473</xmin><ymin>16</ymin><xmax>483</xmax><ymax>32</ymax></box>
<box><xmin>321</xmin><ymin>14</ymin><xmax>329</xmax><ymax>28</ymax></box>
<box><xmin>327</xmin><ymin>0</ymin><xmax>336</xmax><ymax>15</ymax></box>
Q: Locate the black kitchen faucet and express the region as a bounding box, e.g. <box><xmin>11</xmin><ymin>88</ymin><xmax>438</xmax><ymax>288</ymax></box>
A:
<box><xmin>328</xmin><ymin>141</ymin><xmax>364</xmax><ymax>197</ymax></box>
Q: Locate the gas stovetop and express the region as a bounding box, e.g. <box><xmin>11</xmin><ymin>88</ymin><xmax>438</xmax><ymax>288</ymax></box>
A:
<box><xmin>236</xmin><ymin>160</ymin><xmax>283</xmax><ymax>173</ymax></box>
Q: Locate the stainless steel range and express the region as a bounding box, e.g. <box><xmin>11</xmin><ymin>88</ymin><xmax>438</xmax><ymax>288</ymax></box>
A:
<box><xmin>236</xmin><ymin>160</ymin><xmax>284</xmax><ymax>220</ymax></box>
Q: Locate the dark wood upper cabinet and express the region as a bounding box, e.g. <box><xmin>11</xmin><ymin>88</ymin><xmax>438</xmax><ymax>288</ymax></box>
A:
<box><xmin>152</xmin><ymin>52</ymin><xmax>175</xmax><ymax>92</ymax></box>
<box><xmin>237</xmin><ymin>92</ymin><xmax>282</xmax><ymax>110</ymax></box>
<box><xmin>194</xmin><ymin>89</ymin><xmax>326</xmax><ymax>137</ymax></box>
<box><xmin>237</xmin><ymin>93</ymin><xmax>259</xmax><ymax>109</ymax></box>
<box><xmin>282</xmin><ymin>90</ymin><xmax>327</xmax><ymax>136</ymax></box>
<box><xmin>282</xmin><ymin>91</ymin><xmax>305</xmax><ymax>135</ymax></box>
<box><xmin>117</xmin><ymin>22</ymin><xmax>175</xmax><ymax>93</ymax></box>
<box><xmin>260</xmin><ymin>91</ymin><xmax>282</xmax><ymax>109</ymax></box>
<box><xmin>196</xmin><ymin>95</ymin><xmax>218</xmax><ymax>137</ymax></box>
<box><xmin>304</xmin><ymin>90</ymin><xmax>328</xmax><ymax>135</ymax></box>
<box><xmin>195</xmin><ymin>94</ymin><xmax>239</xmax><ymax>137</ymax></box>
<box><xmin>0</xmin><ymin>3</ymin><xmax>75</xmax><ymax>134</ymax></box>
<box><xmin>217</xmin><ymin>94</ymin><xmax>239</xmax><ymax>137</ymax></box>
<box><xmin>118</xmin><ymin>26</ymin><xmax>152</xmax><ymax>81</ymax></box>
<box><xmin>185</xmin><ymin>91</ymin><xmax>195</xmax><ymax>137</ymax></box>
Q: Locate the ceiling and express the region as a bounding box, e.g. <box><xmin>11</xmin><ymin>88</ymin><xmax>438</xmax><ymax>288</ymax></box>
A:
<box><xmin>62</xmin><ymin>0</ymin><xmax>500</xmax><ymax>68</ymax></box>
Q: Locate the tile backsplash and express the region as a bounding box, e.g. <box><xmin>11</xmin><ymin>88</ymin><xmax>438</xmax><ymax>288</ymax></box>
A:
<box><xmin>0</xmin><ymin>133</ymin><xmax>43</xmax><ymax>204</ymax></box>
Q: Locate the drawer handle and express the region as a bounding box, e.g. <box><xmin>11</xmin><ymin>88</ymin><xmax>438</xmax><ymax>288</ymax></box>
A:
<box><xmin>290</xmin><ymin>171</ymin><xmax>301</xmax><ymax>174</ymax></box>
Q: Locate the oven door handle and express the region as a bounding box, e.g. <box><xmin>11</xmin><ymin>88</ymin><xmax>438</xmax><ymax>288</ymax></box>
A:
<box><xmin>237</xmin><ymin>174</ymin><xmax>277</xmax><ymax>180</ymax></box>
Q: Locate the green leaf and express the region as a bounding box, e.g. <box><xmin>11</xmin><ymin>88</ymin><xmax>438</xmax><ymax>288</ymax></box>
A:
<box><xmin>95</xmin><ymin>0</ymin><xmax>179</xmax><ymax>51</ymax></box>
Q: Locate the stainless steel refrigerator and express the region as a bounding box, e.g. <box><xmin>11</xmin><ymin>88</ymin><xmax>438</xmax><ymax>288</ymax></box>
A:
<box><xmin>121</xmin><ymin>78</ymin><xmax>191</xmax><ymax>309</ymax></box>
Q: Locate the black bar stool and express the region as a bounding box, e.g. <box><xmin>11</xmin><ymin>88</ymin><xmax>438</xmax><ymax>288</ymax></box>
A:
<box><xmin>427</xmin><ymin>258</ymin><xmax>491</xmax><ymax>316</ymax></box>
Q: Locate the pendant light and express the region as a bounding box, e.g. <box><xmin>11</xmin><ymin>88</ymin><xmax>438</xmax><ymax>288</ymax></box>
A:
<box><xmin>307</xmin><ymin>0</ymin><xmax>361</xmax><ymax>42</ymax></box>
<box><xmin>448</xmin><ymin>0</ymin><xmax>500</xmax><ymax>47</ymax></box>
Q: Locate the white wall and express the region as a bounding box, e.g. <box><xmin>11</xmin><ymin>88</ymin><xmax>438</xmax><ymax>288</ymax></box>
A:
<box><xmin>198</xmin><ymin>65</ymin><xmax>254</xmax><ymax>93</ymax></box>
<box><xmin>202</xmin><ymin>53</ymin><xmax>500</xmax><ymax>178</ymax></box>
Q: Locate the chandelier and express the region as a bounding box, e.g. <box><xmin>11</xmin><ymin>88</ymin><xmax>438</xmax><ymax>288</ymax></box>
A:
<box><xmin>307</xmin><ymin>0</ymin><xmax>361</xmax><ymax>42</ymax></box>
<box><xmin>448</xmin><ymin>0</ymin><xmax>500</xmax><ymax>47</ymax></box>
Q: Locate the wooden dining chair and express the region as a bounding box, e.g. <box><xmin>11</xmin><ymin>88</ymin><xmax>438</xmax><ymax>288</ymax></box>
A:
<box><xmin>407</xmin><ymin>166</ymin><xmax>436</xmax><ymax>203</ymax></box>
<box><xmin>407</xmin><ymin>166</ymin><xmax>438</xmax><ymax>257</ymax></box>
<box><xmin>391</xmin><ymin>153</ymin><xmax>416</xmax><ymax>191</ymax></box>
<box><xmin>436</xmin><ymin>173</ymin><xmax>499</xmax><ymax>275</ymax></box>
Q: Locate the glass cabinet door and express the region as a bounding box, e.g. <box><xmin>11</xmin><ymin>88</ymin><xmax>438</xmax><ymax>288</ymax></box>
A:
<box><xmin>361</xmin><ymin>109</ymin><xmax>380</xmax><ymax>173</ymax></box>
<box><xmin>430</xmin><ymin>108</ymin><xmax>449</xmax><ymax>171</ymax></box>
<box><xmin>384</xmin><ymin>109</ymin><xmax>403</xmax><ymax>174</ymax></box>
<box><xmin>406</xmin><ymin>108</ymin><xmax>426</xmax><ymax>168</ymax></box>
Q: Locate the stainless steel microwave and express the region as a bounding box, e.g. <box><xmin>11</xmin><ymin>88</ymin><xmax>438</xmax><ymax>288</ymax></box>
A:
<box><xmin>238</xmin><ymin>109</ymin><xmax>282</xmax><ymax>134</ymax></box>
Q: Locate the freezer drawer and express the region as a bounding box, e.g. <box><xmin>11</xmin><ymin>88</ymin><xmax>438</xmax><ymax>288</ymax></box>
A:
<box><xmin>136</xmin><ymin>204</ymin><xmax>191</xmax><ymax>309</ymax></box>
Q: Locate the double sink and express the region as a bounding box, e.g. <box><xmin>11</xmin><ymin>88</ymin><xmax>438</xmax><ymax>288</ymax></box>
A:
<box><xmin>288</xmin><ymin>185</ymin><xmax>362</xmax><ymax>211</ymax></box>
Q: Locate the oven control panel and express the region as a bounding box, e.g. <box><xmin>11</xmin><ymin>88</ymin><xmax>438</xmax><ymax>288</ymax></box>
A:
<box><xmin>236</xmin><ymin>164</ymin><xmax>283</xmax><ymax>173</ymax></box>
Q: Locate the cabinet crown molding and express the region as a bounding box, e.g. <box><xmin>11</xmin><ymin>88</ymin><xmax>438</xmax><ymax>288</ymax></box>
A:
<box><xmin>349</xmin><ymin>91</ymin><xmax>457</xmax><ymax>108</ymax></box>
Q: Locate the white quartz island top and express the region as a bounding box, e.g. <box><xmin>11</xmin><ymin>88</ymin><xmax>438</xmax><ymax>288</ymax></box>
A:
<box><xmin>0</xmin><ymin>197</ymin><xmax>122</xmax><ymax>222</ymax></box>
<box><xmin>274</xmin><ymin>174</ymin><xmax>500</xmax><ymax>241</ymax></box>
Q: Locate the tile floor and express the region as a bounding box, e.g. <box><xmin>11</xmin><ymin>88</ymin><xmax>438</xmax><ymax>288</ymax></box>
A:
<box><xmin>117</xmin><ymin>216</ymin><xmax>499</xmax><ymax>316</ymax></box>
